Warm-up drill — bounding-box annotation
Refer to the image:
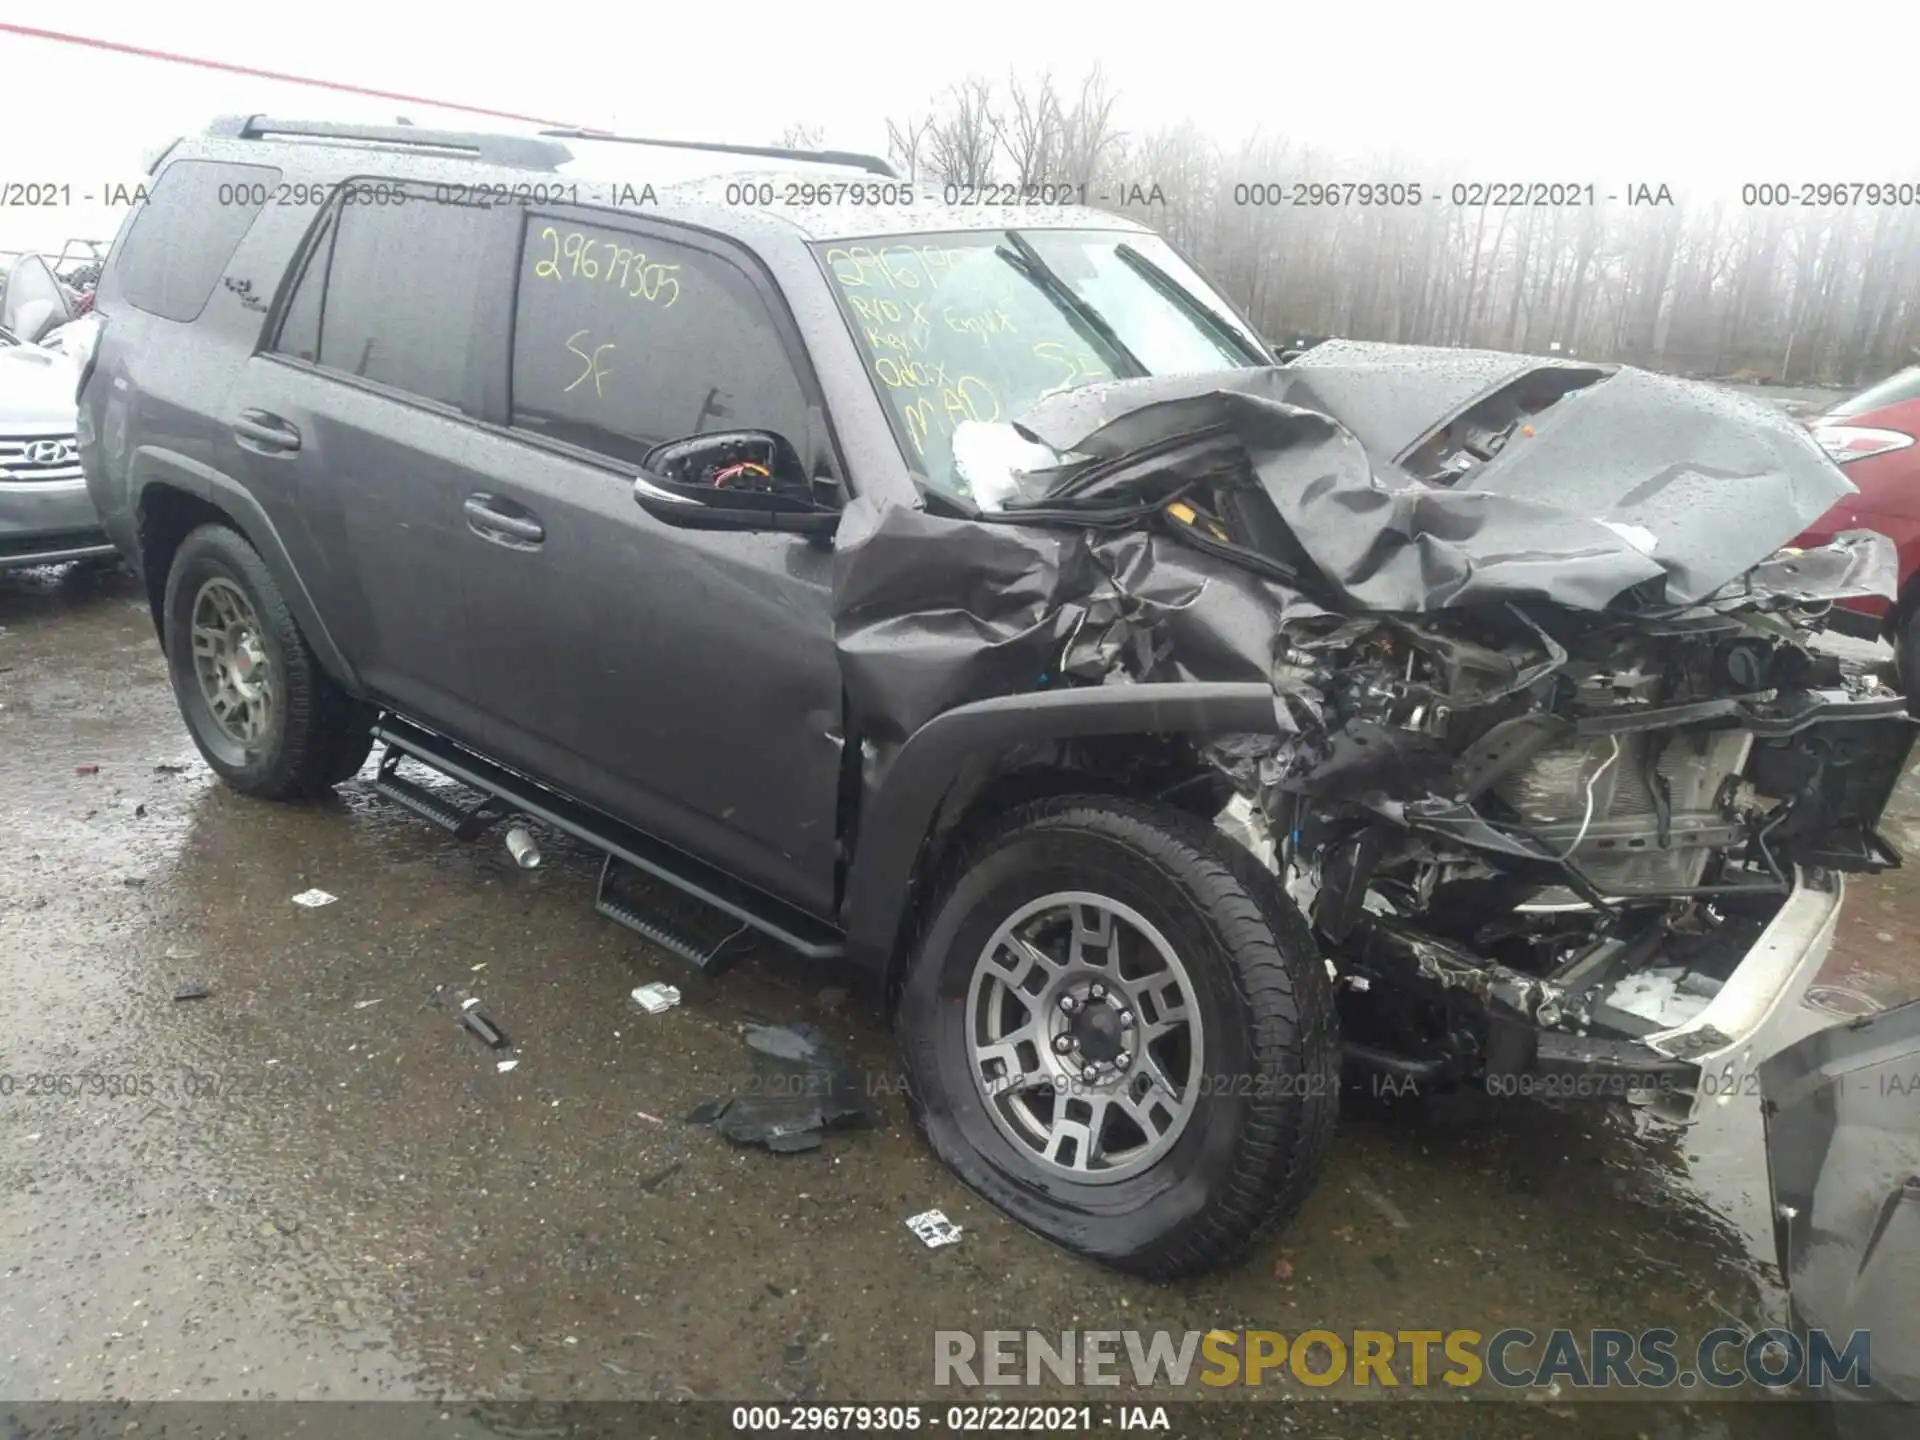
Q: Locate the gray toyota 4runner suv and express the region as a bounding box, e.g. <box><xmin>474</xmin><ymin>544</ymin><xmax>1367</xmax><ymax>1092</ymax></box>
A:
<box><xmin>84</xmin><ymin>116</ymin><xmax>1915</xmax><ymax>1278</ymax></box>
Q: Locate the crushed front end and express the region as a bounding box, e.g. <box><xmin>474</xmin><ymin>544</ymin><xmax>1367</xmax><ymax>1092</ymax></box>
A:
<box><xmin>876</xmin><ymin>360</ymin><xmax>1920</xmax><ymax>1115</ymax></box>
<box><xmin>1227</xmin><ymin>598</ymin><xmax>1910</xmax><ymax>1112</ymax></box>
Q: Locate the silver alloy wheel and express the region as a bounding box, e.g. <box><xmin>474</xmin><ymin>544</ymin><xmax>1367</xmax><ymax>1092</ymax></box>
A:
<box><xmin>966</xmin><ymin>891</ymin><xmax>1204</xmax><ymax>1184</ymax></box>
<box><xmin>189</xmin><ymin>577</ymin><xmax>275</xmax><ymax>746</ymax></box>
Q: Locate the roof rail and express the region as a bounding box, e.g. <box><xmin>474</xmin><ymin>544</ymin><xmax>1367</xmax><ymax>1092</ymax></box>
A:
<box><xmin>207</xmin><ymin>116</ymin><xmax>572</xmax><ymax>171</ymax></box>
<box><xmin>535</xmin><ymin>127</ymin><xmax>899</xmax><ymax>180</ymax></box>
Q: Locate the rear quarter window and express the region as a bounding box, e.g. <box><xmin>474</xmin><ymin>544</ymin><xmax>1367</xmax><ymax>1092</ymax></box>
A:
<box><xmin>114</xmin><ymin>160</ymin><xmax>281</xmax><ymax>323</ymax></box>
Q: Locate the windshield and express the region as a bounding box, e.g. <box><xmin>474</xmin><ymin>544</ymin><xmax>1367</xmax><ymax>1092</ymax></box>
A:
<box><xmin>816</xmin><ymin>229</ymin><xmax>1267</xmax><ymax>504</ymax></box>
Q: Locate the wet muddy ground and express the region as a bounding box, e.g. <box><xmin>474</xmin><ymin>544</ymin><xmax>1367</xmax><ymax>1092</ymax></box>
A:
<box><xmin>3</xmin><ymin>561</ymin><xmax>1915</xmax><ymax>1431</ymax></box>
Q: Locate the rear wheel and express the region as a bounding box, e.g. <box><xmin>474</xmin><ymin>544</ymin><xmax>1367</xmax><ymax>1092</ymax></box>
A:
<box><xmin>898</xmin><ymin>794</ymin><xmax>1340</xmax><ymax>1278</ymax></box>
<box><xmin>162</xmin><ymin>524</ymin><xmax>373</xmax><ymax>798</ymax></box>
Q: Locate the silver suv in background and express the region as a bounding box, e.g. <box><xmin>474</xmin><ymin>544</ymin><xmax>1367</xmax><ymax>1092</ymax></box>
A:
<box><xmin>0</xmin><ymin>252</ymin><xmax>115</xmax><ymax>569</ymax></box>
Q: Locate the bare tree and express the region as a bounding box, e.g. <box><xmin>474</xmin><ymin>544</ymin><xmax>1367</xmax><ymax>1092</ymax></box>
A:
<box><xmin>885</xmin><ymin>114</ymin><xmax>933</xmax><ymax>181</ymax></box>
<box><xmin>995</xmin><ymin>70</ymin><xmax>1064</xmax><ymax>187</ymax></box>
<box><xmin>922</xmin><ymin>77</ymin><xmax>999</xmax><ymax>187</ymax></box>
<box><xmin>1056</xmin><ymin>65</ymin><xmax>1124</xmax><ymax>190</ymax></box>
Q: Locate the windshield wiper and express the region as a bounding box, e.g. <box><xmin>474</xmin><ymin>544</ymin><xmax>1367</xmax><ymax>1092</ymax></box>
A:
<box><xmin>995</xmin><ymin>230</ymin><xmax>1147</xmax><ymax>380</ymax></box>
<box><xmin>1112</xmin><ymin>243</ymin><xmax>1272</xmax><ymax>366</ymax></box>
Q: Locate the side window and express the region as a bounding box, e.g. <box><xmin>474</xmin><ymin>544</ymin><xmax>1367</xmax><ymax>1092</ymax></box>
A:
<box><xmin>116</xmin><ymin>160</ymin><xmax>280</xmax><ymax>322</ymax></box>
<box><xmin>271</xmin><ymin>187</ymin><xmax>493</xmax><ymax>409</ymax></box>
<box><xmin>509</xmin><ymin>218</ymin><xmax>809</xmax><ymax>467</ymax></box>
<box><xmin>273</xmin><ymin>216</ymin><xmax>333</xmax><ymax>364</ymax></box>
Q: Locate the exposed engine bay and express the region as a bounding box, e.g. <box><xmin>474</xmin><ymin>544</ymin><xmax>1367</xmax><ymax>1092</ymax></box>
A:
<box><xmin>1209</xmin><ymin>596</ymin><xmax>1906</xmax><ymax>1085</ymax></box>
<box><xmin>831</xmin><ymin>355</ymin><xmax>1917</xmax><ymax>1098</ymax></box>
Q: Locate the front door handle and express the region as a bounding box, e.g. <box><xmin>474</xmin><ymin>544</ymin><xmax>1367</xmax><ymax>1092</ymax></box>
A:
<box><xmin>464</xmin><ymin>494</ymin><xmax>545</xmax><ymax>546</ymax></box>
<box><xmin>233</xmin><ymin>409</ymin><xmax>301</xmax><ymax>453</ymax></box>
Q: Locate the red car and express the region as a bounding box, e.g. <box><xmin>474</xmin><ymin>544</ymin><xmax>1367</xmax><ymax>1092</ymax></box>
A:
<box><xmin>1797</xmin><ymin>365</ymin><xmax>1920</xmax><ymax>680</ymax></box>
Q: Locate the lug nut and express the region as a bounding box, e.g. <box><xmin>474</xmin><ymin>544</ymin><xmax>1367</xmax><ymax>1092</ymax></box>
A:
<box><xmin>1081</xmin><ymin>1066</ymin><xmax>1099</xmax><ymax>1083</ymax></box>
<box><xmin>1089</xmin><ymin>982</ymin><xmax>1107</xmax><ymax>1000</ymax></box>
<box><xmin>1118</xmin><ymin>1010</ymin><xmax>1134</xmax><ymax>1029</ymax></box>
<box><xmin>1053</xmin><ymin>1034</ymin><xmax>1074</xmax><ymax>1054</ymax></box>
<box><xmin>1059</xmin><ymin>994</ymin><xmax>1079</xmax><ymax>1013</ymax></box>
<box><xmin>1117</xmin><ymin>1050</ymin><xmax>1132</xmax><ymax>1068</ymax></box>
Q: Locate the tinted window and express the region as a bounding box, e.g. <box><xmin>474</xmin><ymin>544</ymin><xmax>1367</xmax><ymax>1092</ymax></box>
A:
<box><xmin>116</xmin><ymin>160</ymin><xmax>280</xmax><ymax>322</ymax></box>
<box><xmin>1828</xmin><ymin>366</ymin><xmax>1920</xmax><ymax>419</ymax></box>
<box><xmin>509</xmin><ymin>218</ymin><xmax>809</xmax><ymax>466</ymax></box>
<box><xmin>290</xmin><ymin>191</ymin><xmax>493</xmax><ymax>408</ymax></box>
<box><xmin>273</xmin><ymin>217</ymin><xmax>333</xmax><ymax>364</ymax></box>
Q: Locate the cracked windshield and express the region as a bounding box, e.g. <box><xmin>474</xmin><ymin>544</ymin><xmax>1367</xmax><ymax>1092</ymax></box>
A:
<box><xmin>819</xmin><ymin>229</ymin><xmax>1265</xmax><ymax>505</ymax></box>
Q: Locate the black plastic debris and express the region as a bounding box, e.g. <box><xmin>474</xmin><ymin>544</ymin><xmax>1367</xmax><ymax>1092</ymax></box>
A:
<box><xmin>462</xmin><ymin>1011</ymin><xmax>509</xmax><ymax>1049</ymax></box>
<box><xmin>172</xmin><ymin>981</ymin><xmax>212</xmax><ymax>1002</ymax></box>
<box><xmin>684</xmin><ymin>1098</ymin><xmax>730</xmax><ymax>1126</ymax></box>
<box><xmin>686</xmin><ymin>1024</ymin><xmax>878</xmax><ymax>1154</ymax></box>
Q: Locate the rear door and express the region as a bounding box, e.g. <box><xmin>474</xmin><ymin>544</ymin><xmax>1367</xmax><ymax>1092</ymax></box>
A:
<box><xmin>447</xmin><ymin>208</ymin><xmax>847</xmax><ymax>919</ymax></box>
<box><xmin>230</xmin><ymin>182</ymin><xmax>516</xmax><ymax>730</ymax></box>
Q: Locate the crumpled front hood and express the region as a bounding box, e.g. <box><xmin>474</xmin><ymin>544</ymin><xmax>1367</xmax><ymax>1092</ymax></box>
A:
<box><xmin>1010</xmin><ymin>361</ymin><xmax>1878</xmax><ymax>613</ymax></box>
<box><xmin>1279</xmin><ymin>337</ymin><xmax>1570</xmax><ymax>459</ymax></box>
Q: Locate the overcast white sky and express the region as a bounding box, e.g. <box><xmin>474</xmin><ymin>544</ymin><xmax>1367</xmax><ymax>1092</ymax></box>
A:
<box><xmin>3</xmin><ymin>0</ymin><xmax>1917</xmax><ymax>255</ymax></box>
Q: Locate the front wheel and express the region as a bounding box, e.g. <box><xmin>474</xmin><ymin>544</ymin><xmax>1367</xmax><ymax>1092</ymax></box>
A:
<box><xmin>898</xmin><ymin>795</ymin><xmax>1340</xmax><ymax>1278</ymax></box>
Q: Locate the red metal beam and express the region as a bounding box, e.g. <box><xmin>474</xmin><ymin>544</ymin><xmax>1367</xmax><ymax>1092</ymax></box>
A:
<box><xmin>0</xmin><ymin>23</ymin><xmax>578</xmax><ymax>127</ymax></box>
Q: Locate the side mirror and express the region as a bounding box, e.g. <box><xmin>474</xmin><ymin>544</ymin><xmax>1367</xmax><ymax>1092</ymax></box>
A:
<box><xmin>632</xmin><ymin>473</ymin><xmax>839</xmax><ymax>535</ymax></box>
<box><xmin>631</xmin><ymin>430</ymin><xmax>837</xmax><ymax>536</ymax></box>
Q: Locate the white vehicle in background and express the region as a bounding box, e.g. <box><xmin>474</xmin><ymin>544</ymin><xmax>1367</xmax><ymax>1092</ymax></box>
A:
<box><xmin>37</xmin><ymin>311</ymin><xmax>104</xmax><ymax>369</ymax></box>
<box><xmin>1</xmin><ymin>251</ymin><xmax>116</xmax><ymax>570</ymax></box>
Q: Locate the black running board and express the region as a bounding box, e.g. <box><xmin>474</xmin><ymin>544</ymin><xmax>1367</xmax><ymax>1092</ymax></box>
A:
<box><xmin>596</xmin><ymin>855</ymin><xmax>738</xmax><ymax>972</ymax></box>
<box><xmin>375</xmin><ymin>746</ymin><xmax>514</xmax><ymax>840</ymax></box>
<box><xmin>369</xmin><ymin>716</ymin><xmax>845</xmax><ymax>963</ymax></box>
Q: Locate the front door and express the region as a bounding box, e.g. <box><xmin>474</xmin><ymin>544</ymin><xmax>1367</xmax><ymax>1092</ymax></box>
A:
<box><xmin>444</xmin><ymin>209</ymin><xmax>847</xmax><ymax>918</ymax></box>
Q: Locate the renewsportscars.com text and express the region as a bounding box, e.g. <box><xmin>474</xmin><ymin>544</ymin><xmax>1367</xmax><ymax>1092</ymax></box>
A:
<box><xmin>933</xmin><ymin>1327</ymin><xmax>1874</xmax><ymax>1391</ymax></box>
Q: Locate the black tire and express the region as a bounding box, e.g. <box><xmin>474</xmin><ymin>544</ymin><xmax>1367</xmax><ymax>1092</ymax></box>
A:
<box><xmin>162</xmin><ymin>523</ymin><xmax>373</xmax><ymax>799</ymax></box>
<box><xmin>309</xmin><ymin>714</ymin><xmax>377</xmax><ymax>790</ymax></box>
<box><xmin>898</xmin><ymin>794</ymin><xmax>1340</xmax><ymax>1278</ymax></box>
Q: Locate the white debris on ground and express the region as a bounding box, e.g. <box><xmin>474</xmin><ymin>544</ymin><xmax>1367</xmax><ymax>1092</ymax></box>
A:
<box><xmin>290</xmin><ymin>888</ymin><xmax>337</xmax><ymax>907</ymax></box>
<box><xmin>630</xmin><ymin>982</ymin><xmax>681</xmax><ymax>1014</ymax></box>
<box><xmin>906</xmin><ymin>1210</ymin><xmax>963</xmax><ymax>1249</ymax></box>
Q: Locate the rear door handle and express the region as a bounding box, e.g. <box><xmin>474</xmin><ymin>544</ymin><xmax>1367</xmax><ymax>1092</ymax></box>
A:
<box><xmin>232</xmin><ymin>409</ymin><xmax>302</xmax><ymax>452</ymax></box>
<box><xmin>464</xmin><ymin>494</ymin><xmax>545</xmax><ymax>546</ymax></box>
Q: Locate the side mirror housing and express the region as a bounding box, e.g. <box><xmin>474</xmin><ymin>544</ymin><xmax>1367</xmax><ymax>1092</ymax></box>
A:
<box><xmin>632</xmin><ymin>473</ymin><xmax>839</xmax><ymax>535</ymax></box>
<box><xmin>631</xmin><ymin>430</ymin><xmax>838</xmax><ymax>536</ymax></box>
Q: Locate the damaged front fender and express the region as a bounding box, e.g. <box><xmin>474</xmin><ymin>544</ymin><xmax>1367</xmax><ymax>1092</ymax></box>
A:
<box><xmin>838</xmin><ymin>680</ymin><xmax>1288</xmax><ymax>973</ymax></box>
